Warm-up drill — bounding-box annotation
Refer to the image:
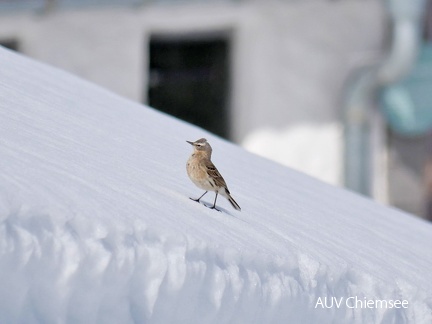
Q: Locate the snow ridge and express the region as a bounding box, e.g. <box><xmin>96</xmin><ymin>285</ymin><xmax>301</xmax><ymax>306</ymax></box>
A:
<box><xmin>0</xmin><ymin>46</ymin><xmax>432</xmax><ymax>323</ymax></box>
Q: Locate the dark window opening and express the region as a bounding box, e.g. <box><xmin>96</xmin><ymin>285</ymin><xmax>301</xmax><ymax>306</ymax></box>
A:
<box><xmin>0</xmin><ymin>39</ymin><xmax>19</xmax><ymax>52</ymax></box>
<box><xmin>147</xmin><ymin>34</ymin><xmax>230</xmax><ymax>139</ymax></box>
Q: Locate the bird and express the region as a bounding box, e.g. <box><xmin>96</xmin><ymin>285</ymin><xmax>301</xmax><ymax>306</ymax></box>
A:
<box><xmin>186</xmin><ymin>138</ymin><xmax>241</xmax><ymax>211</ymax></box>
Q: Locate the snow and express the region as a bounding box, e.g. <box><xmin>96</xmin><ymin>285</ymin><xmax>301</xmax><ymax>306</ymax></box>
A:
<box><xmin>0</xmin><ymin>46</ymin><xmax>432</xmax><ymax>324</ymax></box>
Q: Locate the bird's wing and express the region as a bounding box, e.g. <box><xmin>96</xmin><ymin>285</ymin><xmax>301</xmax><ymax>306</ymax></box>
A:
<box><xmin>204</xmin><ymin>160</ymin><xmax>228</xmax><ymax>189</ymax></box>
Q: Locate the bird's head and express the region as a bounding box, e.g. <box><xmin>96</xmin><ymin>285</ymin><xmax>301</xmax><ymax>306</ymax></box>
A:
<box><xmin>186</xmin><ymin>138</ymin><xmax>212</xmax><ymax>154</ymax></box>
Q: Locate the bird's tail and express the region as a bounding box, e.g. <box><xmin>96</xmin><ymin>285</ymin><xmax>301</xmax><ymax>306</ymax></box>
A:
<box><xmin>219</xmin><ymin>187</ymin><xmax>241</xmax><ymax>210</ymax></box>
<box><xmin>222</xmin><ymin>188</ymin><xmax>241</xmax><ymax>211</ymax></box>
<box><xmin>228</xmin><ymin>195</ymin><xmax>241</xmax><ymax>211</ymax></box>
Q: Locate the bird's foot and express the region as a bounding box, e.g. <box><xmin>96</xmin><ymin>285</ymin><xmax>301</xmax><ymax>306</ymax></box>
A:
<box><xmin>209</xmin><ymin>205</ymin><xmax>222</xmax><ymax>212</ymax></box>
<box><xmin>189</xmin><ymin>197</ymin><xmax>200</xmax><ymax>203</ymax></box>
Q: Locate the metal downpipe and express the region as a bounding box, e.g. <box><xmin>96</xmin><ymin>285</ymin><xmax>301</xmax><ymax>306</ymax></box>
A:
<box><xmin>343</xmin><ymin>0</ymin><xmax>426</xmax><ymax>196</ymax></box>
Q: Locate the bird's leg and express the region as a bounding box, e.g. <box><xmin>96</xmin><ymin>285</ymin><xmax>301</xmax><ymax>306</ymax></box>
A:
<box><xmin>190</xmin><ymin>191</ymin><xmax>208</xmax><ymax>203</ymax></box>
<box><xmin>209</xmin><ymin>192</ymin><xmax>221</xmax><ymax>212</ymax></box>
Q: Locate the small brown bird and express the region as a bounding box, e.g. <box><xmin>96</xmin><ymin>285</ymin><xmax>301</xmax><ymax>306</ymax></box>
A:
<box><xmin>186</xmin><ymin>138</ymin><xmax>241</xmax><ymax>211</ymax></box>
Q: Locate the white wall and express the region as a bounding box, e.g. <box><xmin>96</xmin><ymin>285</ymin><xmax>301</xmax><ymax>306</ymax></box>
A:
<box><xmin>0</xmin><ymin>0</ymin><xmax>386</xmax><ymax>185</ymax></box>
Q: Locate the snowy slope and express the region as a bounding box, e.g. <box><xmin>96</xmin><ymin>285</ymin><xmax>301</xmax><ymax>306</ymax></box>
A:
<box><xmin>0</xmin><ymin>46</ymin><xmax>431</xmax><ymax>324</ymax></box>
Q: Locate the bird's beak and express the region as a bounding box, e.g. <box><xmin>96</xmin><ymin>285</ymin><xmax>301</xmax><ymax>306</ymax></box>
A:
<box><xmin>186</xmin><ymin>141</ymin><xmax>194</xmax><ymax>145</ymax></box>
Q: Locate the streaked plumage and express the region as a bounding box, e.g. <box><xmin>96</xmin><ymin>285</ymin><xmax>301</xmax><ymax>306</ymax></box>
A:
<box><xmin>186</xmin><ymin>138</ymin><xmax>241</xmax><ymax>211</ymax></box>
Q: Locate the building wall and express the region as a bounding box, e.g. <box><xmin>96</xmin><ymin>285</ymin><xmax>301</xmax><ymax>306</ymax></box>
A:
<box><xmin>0</xmin><ymin>0</ymin><xmax>386</xmax><ymax>186</ymax></box>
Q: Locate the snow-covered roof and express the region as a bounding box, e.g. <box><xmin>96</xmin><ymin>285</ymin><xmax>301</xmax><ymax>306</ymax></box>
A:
<box><xmin>0</xmin><ymin>46</ymin><xmax>431</xmax><ymax>323</ymax></box>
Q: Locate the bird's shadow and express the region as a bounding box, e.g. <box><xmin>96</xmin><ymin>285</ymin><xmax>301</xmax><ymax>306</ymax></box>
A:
<box><xmin>191</xmin><ymin>199</ymin><xmax>246</xmax><ymax>223</ymax></box>
<box><xmin>188</xmin><ymin>197</ymin><xmax>233</xmax><ymax>215</ymax></box>
<box><xmin>200</xmin><ymin>201</ymin><xmax>232</xmax><ymax>216</ymax></box>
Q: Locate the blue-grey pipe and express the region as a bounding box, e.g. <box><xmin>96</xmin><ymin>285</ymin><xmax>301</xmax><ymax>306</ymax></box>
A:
<box><xmin>343</xmin><ymin>0</ymin><xmax>426</xmax><ymax>196</ymax></box>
